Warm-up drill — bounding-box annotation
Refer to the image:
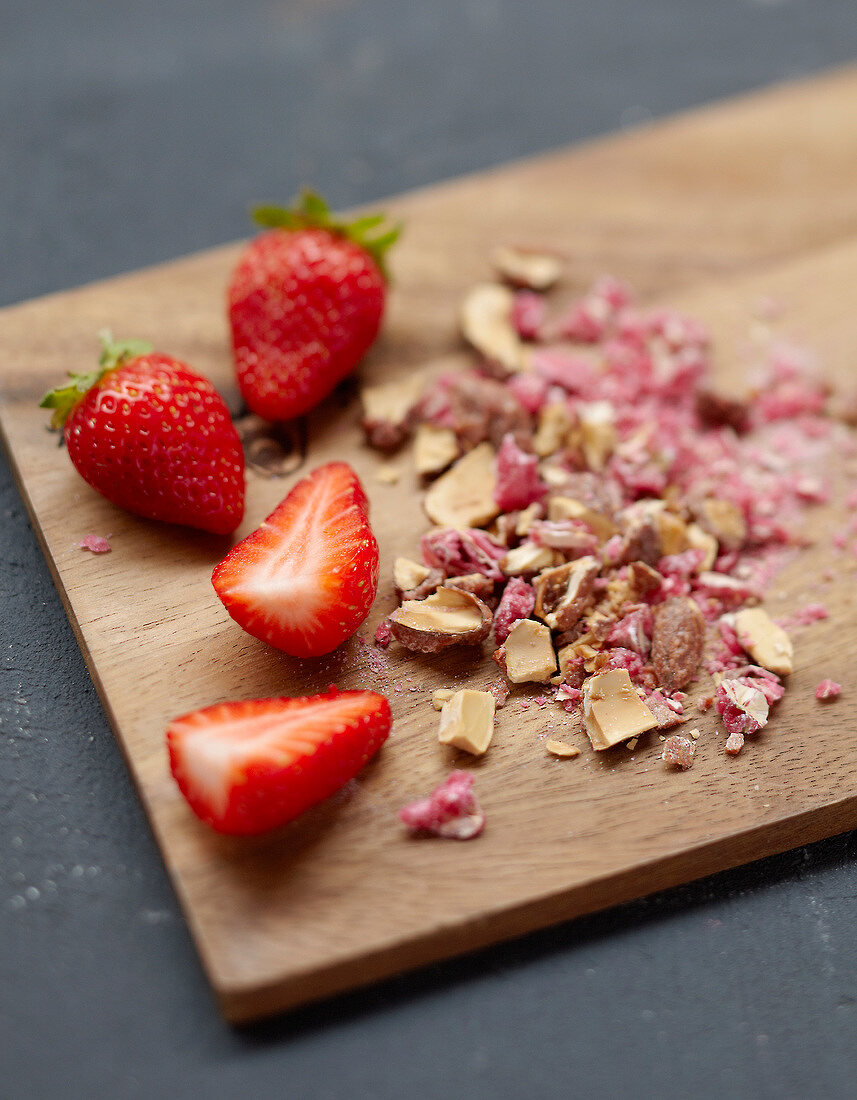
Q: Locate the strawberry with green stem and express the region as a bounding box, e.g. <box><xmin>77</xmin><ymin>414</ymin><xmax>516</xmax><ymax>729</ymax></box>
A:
<box><xmin>41</xmin><ymin>331</ymin><xmax>245</xmax><ymax>535</ymax></box>
<box><xmin>228</xmin><ymin>190</ymin><xmax>400</xmax><ymax>421</ymax></box>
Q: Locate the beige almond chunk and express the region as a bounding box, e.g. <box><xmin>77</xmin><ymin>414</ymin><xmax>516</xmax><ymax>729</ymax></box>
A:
<box><xmin>504</xmin><ymin>619</ymin><xmax>557</xmax><ymax>684</ymax></box>
<box><xmin>698</xmin><ymin>497</ymin><xmax>747</xmax><ymax>550</ymax></box>
<box><xmin>414</xmin><ymin>424</ymin><xmax>459</xmax><ymax>477</ymax></box>
<box><xmin>393</xmin><ymin>557</ymin><xmax>432</xmax><ymax>593</ymax></box>
<box><xmin>438</xmin><ymin>689</ymin><xmax>496</xmax><ymax>755</ymax></box>
<box><xmin>582</xmin><ymin>669</ymin><xmax>658</xmax><ymax>751</ymax></box>
<box><xmin>548</xmin><ymin>496</ymin><xmax>616</xmax><ymax>542</ymax></box>
<box><xmin>733</xmin><ymin>608</ymin><xmax>794</xmax><ymax>675</ymax></box>
<box><xmin>578</xmin><ymin>401</ymin><xmax>617</xmax><ymax>470</ymax></box>
<box><xmin>361</xmin><ymin>374</ymin><xmax>425</xmax><ymax>425</ymax></box>
<box><xmin>686</xmin><ymin>522</ymin><xmax>718</xmax><ymax>571</ymax></box>
<box><xmin>423</xmin><ymin>442</ymin><xmax>499</xmax><ymax>528</ymax></box>
<box><xmin>389</xmin><ymin>587</ymin><xmax>493</xmax><ymax>653</ymax></box>
<box><xmin>657</xmin><ymin>511</ymin><xmax>690</xmax><ymax>556</ymax></box>
<box><xmin>501</xmin><ymin>541</ymin><xmax>557</xmax><ymax>576</ymax></box>
<box><xmin>375</xmin><ymin>464</ymin><xmax>400</xmax><ymax>485</ymax></box>
<box><xmin>432</xmin><ymin>688</ymin><xmax>456</xmax><ymax>711</ymax></box>
<box><xmin>533</xmin><ymin>403</ymin><xmax>574</xmax><ymax>457</ymax></box>
<box><xmin>546</xmin><ymin>740</ymin><xmax>580</xmax><ymax>758</ymax></box>
<box><xmin>534</xmin><ymin>556</ymin><xmax>600</xmax><ymax>631</ymax></box>
<box><xmin>492</xmin><ymin>245</ymin><xmax>563</xmax><ymax>291</ymax></box>
<box><xmin>515</xmin><ymin>502</ymin><xmax>543</xmax><ymax>537</ymax></box>
<box><xmin>460</xmin><ymin>283</ymin><xmax>528</xmax><ymax>372</ymax></box>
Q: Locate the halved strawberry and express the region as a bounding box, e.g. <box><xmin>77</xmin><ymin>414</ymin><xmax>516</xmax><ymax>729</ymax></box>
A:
<box><xmin>167</xmin><ymin>689</ymin><xmax>392</xmax><ymax>835</ymax></box>
<box><xmin>212</xmin><ymin>461</ymin><xmax>379</xmax><ymax>657</ymax></box>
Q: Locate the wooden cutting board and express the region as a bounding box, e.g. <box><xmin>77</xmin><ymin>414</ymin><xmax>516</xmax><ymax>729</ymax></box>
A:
<box><xmin>3</xmin><ymin>66</ymin><xmax>857</xmax><ymax>1023</ymax></box>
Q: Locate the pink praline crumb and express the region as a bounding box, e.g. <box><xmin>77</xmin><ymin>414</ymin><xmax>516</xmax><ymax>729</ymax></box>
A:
<box><xmin>79</xmin><ymin>535</ymin><xmax>111</xmax><ymax>554</ymax></box>
<box><xmin>662</xmin><ymin>735</ymin><xmax>696</xmax><ymax>770</ymax></box>
<box><xmin>815</xmin><ymin>679</ymin><xmax>842</xmax><ymax>701</ymax></box>
<box><xmin>399</xmin><ymin>771</ymin><xmax>485</xmax><ymax>840</ymax></box>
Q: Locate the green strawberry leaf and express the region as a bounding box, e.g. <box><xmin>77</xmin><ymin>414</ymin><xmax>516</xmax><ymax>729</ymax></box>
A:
<box><xmin>39</xmin><ymin>331</ymin><xmax>153</xmax><ymax>430</ymax></box>
<box><xmin>250</xmin><ymin>189</ymin><xmax>403</xmax><ymax>282</ymax></box>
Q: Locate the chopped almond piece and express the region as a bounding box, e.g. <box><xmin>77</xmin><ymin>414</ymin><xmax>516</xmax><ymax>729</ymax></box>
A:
<box><xmin>504</xmin><ymin>619</ymin><xmax>557</xmax><ymax>683</ymax></box>
<box><xmin>374</xmin><ymin>464</ymin><xmax>400</xmax><ymax>484</ymax></box>
<box><xmin>361</xmin><ymin>374</ymin><xmax>425</xmax><ymax>448</ymax></box>
<box><xmin>578</xmin><ymin>401</ymin><xmax>617</xmax><ymax>470</ymax></box>
<box><xmin>656</xmin><ymin>511</ymin><xmax>691</xmax><ymax>556</ymax></box>
<box><xmin>733</xmin><ymin>608</ymin><xmax>793</xmax><ymax>676</ymax></box>
<box><xmin>533</xmin><ymin>403</ymin><xmax>574</xmax><ymax>457</ymax></box>
<box><xmin>534</xmin><ymin>556</ymin><xmax>600</xmax><ymax>631</ymax></box>
<box><xmin>492</xmin><ymin>246</ymin><xmax>563</xmax><ymax>290</ymax></box>
<box><xmin>414</xmin><ymin>424</ymin><xmax>459</xmax><ymax>477</ymax></box>
<box><xmin>515</xmin><ymin>502</ymin><xmax>543</xmax><ymax>537</ymax></box>
<box><xmin>546</xmin><ymin>740</ymin><xmax>580</xmax><ymax>758</ymax></box>
<box><xmin>582</xmin><ymin>669</ymin><xmax>658</xmax><ymax>751</ymax></box>
<box><xmin>460</xmin><ymin>283</ymin><xmax>528</xmax><ymax>372</ymax></box>
<box><xmin>698</xmin><ymin>497</ymin><xmax>747</xmax><ymax>550</ymax></box>
<box><xmin>501</xmin><ymin>541</ymin><xmax>557</xmax><ymax>576</ymax></box>
<box><xmin>438</xmin><ymin>689</ymin><xmax>496</xmax><ymax>755</ymax></box>
<box><xmin>651</xmin><ymin>597</ymin><xmax>706</xmax><ymax>692</ymax></box>
<box><xmin>393</xmin><ymin>556</ymin><xmax>432</xmax><ymax>594</ymax></box>
<box><xmin>389</xmin><ymin>587</ymin><xmax>493</xmax><ymax>653</ymax></box>
<box><xmin>424</xmin><ymin>443</ymin><xmax>499</xmax><ymax>528</ymax></box>
<box><xmin>548</xmin><ymin>496</ymin><xmax>616</xmax><ymax>542</ymax></box>
<box><xmin>432</xmin><ymin>689</ymin><xmax>455</xmax><ymax>711</ymax></box>
<box><xmin>686</xmin><ymin>522</ymin><xmax>718</xmax><ymax>570</ymax></box>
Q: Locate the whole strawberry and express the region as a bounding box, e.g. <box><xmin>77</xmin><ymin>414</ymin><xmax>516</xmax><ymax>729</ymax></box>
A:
<box><xmin>228</xmin><ymin>190</ymin><xmax>400</xmax><ymax>421</ymax></box>
<box><xmin>41</xmin><ymin>332</ymin><xmax>245</xmax><ymax>534</ymax></box>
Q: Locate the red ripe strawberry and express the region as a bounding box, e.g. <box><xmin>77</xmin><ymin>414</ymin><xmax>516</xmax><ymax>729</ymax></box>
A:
<box><xmin>212</xmin><ymin>461</ymin><xmax>379</xmax><ymax>657</ymax></box>
<box><xmin>228</xmin><ymin>190</ymin><xmax>400</xmax><ymax>421</ymax></box>
<box><xmin>41</xmin><ymin>332</ymin><xmax>245</xmax><ymax>535</ymax></box>
<box><xmin>167</xmin><ymin>688</ymin><xmax>392</xmax><ymax>835</ymax></box>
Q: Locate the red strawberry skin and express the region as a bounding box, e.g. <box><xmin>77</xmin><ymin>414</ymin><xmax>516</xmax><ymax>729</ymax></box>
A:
<box><xmin>167</xmin><ymin>689</ymin><xmax>392</xmax><ymax>835</ymax></box>
<box><xmin>212</xmin><ymin>461</ymin><xmax>379</xmax><ymax>657</ymax></box>
<box><xmin>64</xmin><ymin>354</ymin><xmax>245</xmax><ymax>535</ymax></box>
<box><xmin>228</xmin><ymin>228</ymin><xmax>385</xmax><ymax>421</ymax></box>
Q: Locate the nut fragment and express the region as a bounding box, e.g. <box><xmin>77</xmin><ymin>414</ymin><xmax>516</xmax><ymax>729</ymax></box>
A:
<box><xmin>686</xmin><ymin>522</ymin><xmax>718</xmax><ymax>571</ymax></box>
<box><xmin>424</xmin><ymin>442</ymin><xmax>500</xmax><ymax>528</ymax></box>
<box><xmin>548</xmin><ymin>496</ymin><xmax>616</xmax><ymax>542</ymax></box>
<box><xmin>492</xmin><ymin>246</ymin><xmax>563</xmax><ymax>290</ymax></box>
<box><xmin>414</xmin><ymin>424</ymin><xmax>459</xmax><ymax>477</ymax></box>
<box><xmin>582</xmin><ymin>669</ymin><xmax>658</xmax><ymax>750</ymax></box>
<box><xmin>534</xmin><ymin>556</ymin><xmax>600</xmax><ymax>631</ymax></box>
<box><xmin>651</xmin><ymin>596</ymin><xmax>706</xmax><ymax>692</ymax></box>
<box><xmin>662</xmin><ymin>734</ymin><xmax>696</xmax><ymax>770</ymax></box>
<box><xmin>733</xmin><ymin>608</ymin><xmax>793</xmax><ymax>676</ymax></box>
<box><xmin>697</xmin><ymin>497</ymin><xmax>747</xmax><ymax>550</ymax></box>
<box><xmin>500</xmin><ymin>541</ymin><xmax>557</xmax><ymax>576</ymax></box>
<box><xmin>578</xmin><ymin>401</ymin><xmax>617</xmax><ymax>470</ymax></box>
<box><xmin>361</xmin><ymin>374</ymin><xmax>425</xmax><ymax>448</ymax></box>
<box><xmin>374</xmin><ymin>464</ymin><xmax>400</xmax><ymax>484</ymax></box>
<box><xmin>389</xmin><ymin>587</ymin><xmax>493</xmax><ymax>653</ymax></box>
<box><xmin>432</xmin><ymin>688</ymin><xmax>455</xmax><ymax>711</ymax></box>
<box><xmin>504</xmin><ymin>619</ymin><xmax>557</xmax><ymax>683</ymax></box>
<box><xmin>393</xmin><ymin>556</ymin><xmax>432</xmax><ymax>594</ymax></box>
<box><xmin>546</xmin><ymin>740</ymin><xmax>580</xmax><ymax>758</ymax></box>
<box><xmin>460</xmin><ymin>283</ymin><xmax>528</xmax><ymax>371</ymax></box>
<box><xmin>533</xmin><ymin>403</ymin><xmax>574</xmax><ymax>457</ymax></box>
<box><xmin>438</xmin><ymin>689</ymin><xmax>496</xmax><ymax>755</ymax></box>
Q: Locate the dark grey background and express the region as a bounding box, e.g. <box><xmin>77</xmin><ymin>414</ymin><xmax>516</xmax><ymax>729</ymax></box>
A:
<box><xmin>3</xmin><ymin>2</ymin><xmax>857</xmax><ymax>1097</ymax></box>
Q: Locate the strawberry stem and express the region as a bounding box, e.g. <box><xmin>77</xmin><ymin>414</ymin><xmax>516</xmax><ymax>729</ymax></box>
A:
<box><xmin>252</xmin><ymin>189</ymin><xmax>402</xmax><ymax>281</ymax></box>
<box><xmin>39</xmin><ymin>330</ymin><xmax>153</xmax><ymax>429</ymax></box>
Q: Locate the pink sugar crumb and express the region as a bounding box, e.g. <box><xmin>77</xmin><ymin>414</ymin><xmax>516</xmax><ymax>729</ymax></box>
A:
<box><xmin>725</xmin><ymin>730</ymin><xmax>745</xmax><ymax>755</ymax></box>
<box><xmin>816</xmin><ymin>679</ymin><xmax>842</xmax><ymax>701</ymax></box>
<box><xmin>79</xmin><ymin>534</ymin><xmax>111</xmax><ymax>554</ymax></box>
<box><xmin>374</xmin><ymin>620</ymin><xmax>393</xmax><ymax>649</ymax></box>
<box><xmin>493</xmin><ymin>578</ymin><xmax>536</xmax><ymax>644</ymax></box>
<box><xmin>399</xmin><ymin>771</ymin><xmax>485</xmax><ymax>840</ymax></box>
<box><xmin>511</xmin><ymin>290</ymin><xmax>547</xmax><ymax>341</ymax></box>
<box><xmin>662</xmin><ymin>735</ymin><xmax>696</xmax><ymax>770</ymax></box>
<box><xmin>489</xmin><ymin>679</ymin><xmax>510</xmax><ymax>708</ymax></box>
<box><xmin>493</xmin><ymin>433</ymin><xmax>547</xmax><ymax>511</ymax></box>
<box><xmin>846</xmin><ymin>489</ymin><xmax>857</xmax><ymax>509</ymax></box>
<box><xmin>779</xmin><ymin>602</ymin><xmax>829</xmax><ymax>630</ymax></box>
<box><xmin>506</xmin><ymin>371</ymin><xmax>549</xmax><ymax>414</ymax></box>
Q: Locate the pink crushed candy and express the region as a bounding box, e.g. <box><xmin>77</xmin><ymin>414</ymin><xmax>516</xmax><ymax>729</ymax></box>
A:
<box><xmin>421</xmin><ymin>527</ymin><xmax>506</xmax><ymax>581</ymax></box>
<box><xmin>605</xmin><ymin>607</ymin><xmax>654</xmax><ymax>655</ymax></box>
<box><xmin>662</xmin><ymin>735</ymin><xmax>696</xmax><ymax>770</ymax></box>
<box><xmin>399</xmin><ymin>771</ymin><xmax>485</xmax><ymax>840</ymax></box>
<box><xmin>79</xmin><ymin>535</ymin><xmax>111</xmax><ymax>554</ymax></box>
<box><xmin>815</xmin><ymin>679</ymin><xmax>842</xmax><ymax>701</ymax></box>
<box><xmin>511</xmin><ymin>290</ymin><xmax>547</xmax><ymax>341</ymax></box>
<box><xmin>493</xmin><ymin>578</ymin><xmax>536</xmax><ymax>643</ymax></box>
<box><xmin>715</xmin><ymin>679</ymin><xmax>769</xmax><ymax>743</ymax></box>
<box><xmin>373</xmin><ymin>620</ymin><xmax>393</xmax><ymax>649</ymax></box>
<box><xmin>725</xmin><ymin>730</ymin><xmax>745</xmax><ymax>755</ymax></box>
<box><xmin>489</xmin><ymin>678</ymin><xmax>510</xmax><ymax>708</ymax></box>
<box><xmin>493</xmin><ymin>433</ymin><xmax>547</xmax><ymax>511</ymax></box>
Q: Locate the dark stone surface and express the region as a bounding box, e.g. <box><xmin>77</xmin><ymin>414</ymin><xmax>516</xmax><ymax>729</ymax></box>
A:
<box><xmin>3</xmin><ymin>2</ymin><xmax>857</xmax><ymax>1096</ymax></box>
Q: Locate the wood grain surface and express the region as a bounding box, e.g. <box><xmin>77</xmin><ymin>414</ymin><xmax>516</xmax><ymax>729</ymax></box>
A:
<box><xmin>3</xmin><ymin>67</ymin><xmax>857</xmax><ymax>1022</ymax></box>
